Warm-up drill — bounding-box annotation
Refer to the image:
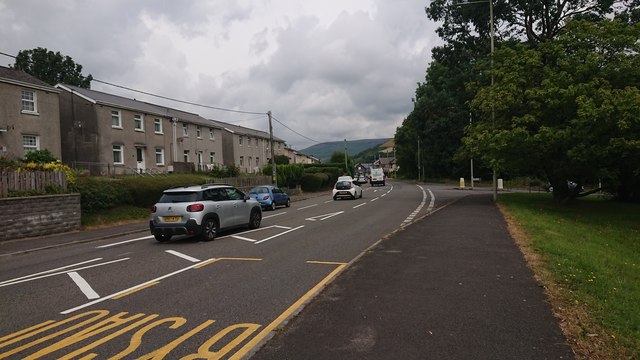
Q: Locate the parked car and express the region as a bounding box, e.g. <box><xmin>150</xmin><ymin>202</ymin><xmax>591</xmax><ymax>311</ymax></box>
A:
<box><xmin>149</xmin><ymin>183</ymin><xmax>262</xmax><ymax>242</ymax></box>
<box><xmin>370</xmin><ymin>167</ymin><xmax>385</xmax><ymax>186</ymax></box>
<box><xmin>333</xmin><ymin>178</ymin><xmax>363</xmax><ymax>200</ymax></box>
<box><xmin>248</xmin><ymin>185</ymin><xmax>291</xmax><ymax>210</ymax></box>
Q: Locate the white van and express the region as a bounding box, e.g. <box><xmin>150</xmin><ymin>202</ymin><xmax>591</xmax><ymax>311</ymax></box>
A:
<box><xmin>370</xmin><ymin>168</ymin><xmax>385</xmax><ymax>186</ymax></box>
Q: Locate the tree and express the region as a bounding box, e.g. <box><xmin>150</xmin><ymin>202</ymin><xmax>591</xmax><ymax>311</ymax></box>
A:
<box><xmin>274</xmin><ymin>155</ymin><xmax>290</xmax><ymax>165</ymax></box>
<box><xmin>12</xmin><ymin>47</ymin><xmax>93</xmax><ymax>88</ymax></box>
<box><xmin>464</xmin><ymin>19</ymin><xmax>640</xmax><ymax>203</ymax></box>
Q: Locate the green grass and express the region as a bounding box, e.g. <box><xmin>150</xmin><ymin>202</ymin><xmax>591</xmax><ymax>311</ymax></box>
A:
<box><xmin>81</xmin><ymin>205</ymin><xmax>150</xmax><ymax>228</ymax></box>
<box><xmin>499</xmin><ymin>193</ymin><xmax>640</xmax><ymax>358</ymax></box>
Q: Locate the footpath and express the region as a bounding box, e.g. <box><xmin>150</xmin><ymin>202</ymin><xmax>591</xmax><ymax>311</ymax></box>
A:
<box><xmin>251</xmin><ymin>193</ymin><xmax>574</xmax><ymax>359</ymax></box>
<box><xmin>0</xmin><ymin>192</ymin><xmax>574</xmax><ymax>359</ymax></box>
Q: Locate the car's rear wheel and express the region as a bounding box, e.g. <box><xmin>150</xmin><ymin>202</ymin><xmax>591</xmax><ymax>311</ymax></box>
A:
<box><xmin>270</xmin><ymin>201</ymin><xmax>276</xmax><ymax>211</ymax></box>
<box><xmin>286</xmin><ymin>199</ymin><xmax>291</xmax><ymax>207</ymax></box>
<box><xmin>248</xmin><ymin>209</ymin><xmax>262</xmax><ymax>229</ymax></box>
<box><xmin>201</xmin><ymin>217</ymin><xmax>219</xmax><ymax>241</ymax></box>
<box><xmin>154</xmin><ymin>233</ymin><xmax>171</xmax><ymax>242</ymax></box>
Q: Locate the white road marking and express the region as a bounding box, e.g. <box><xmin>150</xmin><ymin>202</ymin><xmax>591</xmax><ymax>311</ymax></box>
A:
<box><xmin>255</xmin><ymin>225</ymin><xmax>305</xmax><ymax>244</ymax></box>
<box><xmin>96</xmin><ymin>235</ymin><xmax>154</xmax><ymax>248</ymax></box>
<box><xmin>0</xmin><ymin>258</ymin><xmax>103</xmax><ymax>286</ymax></box>
<box><xmin>305</xmin><ymin>211</ymin><xmax>344</xmax><ymax>222</ymax></box>
<box><xmin>61</xmin><ymin>260</ymin><xmax>213</xmax><ymax>314</ymax></box>
<box><xmin>165</xmin><ymin>250</ymin><xmax>200</xmax><ymax>263</ymax></box>
<box><xmin>67</xmin><ymin>272</ymin><xmax>100</xmax><ymax>299</ymax></box>
<box><xmin>353</xmin><ymin>203</ymin><xmax>367</xmax><ymax>209</ymax></box>
<box><xmin>401</xmin><ymin>185</ymin><xmax>431</xmax><ymax>227</ymax></box>
<box><xmin>371</xmin><ymin>197</ymin><xmax>379</xmax><ymax>202</ymax></box>
<box><xmin>297</xmin><ymin>204</ymin><xmax>319</xmax><ymax>210</ymax></box>
<box><xmin>0</xmin><ymin>258</ymin><xmax>130</xmax><ymax>287</ymax></box>
<box><xmin>263</xmin><ymin>212</ymin><xmax>287</xmax><ymax>219</ymax></box>
<box><xmin>324</xmin><ymin>200</ymin><xmax>333</xmax><ymax>203</ymax></box>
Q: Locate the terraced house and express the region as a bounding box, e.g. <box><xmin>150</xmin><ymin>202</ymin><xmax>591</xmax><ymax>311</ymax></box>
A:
<box><xmin>56</xmin><ymin>85</ymin><xmax>225</xmax><ymax>175</ymax></box>
<box><xmin>0</xmin><ymin>66</ymin><xmax>62</xmax><ymax>160</ymax></box>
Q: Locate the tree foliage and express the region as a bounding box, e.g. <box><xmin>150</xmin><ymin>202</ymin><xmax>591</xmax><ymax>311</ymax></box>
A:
<box><xmin>12</xmin><ymin>47</ymin><xmax>93</xmax><ymax>88</ymax></box>
<box><xmin>465</xmin><ymin>19</ymin><xmax>640</xmax><ymax>202</ymax></box>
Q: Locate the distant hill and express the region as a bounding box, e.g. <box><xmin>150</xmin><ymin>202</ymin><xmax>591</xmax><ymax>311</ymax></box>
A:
<box><xmin>301</xmin><ymin>138</ymin><xmax>391</xmax><ymax>163</ymax></box>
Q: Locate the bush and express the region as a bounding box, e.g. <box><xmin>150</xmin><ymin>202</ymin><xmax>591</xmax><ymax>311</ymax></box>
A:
<box><xmin>300</xmin><ymin>173</ymin><xmax>324</xmax><ymax>192</ymax></box>
<box><xmin>75</xmin><ymin>177</ymin><xmax>133</xmax><ymax>213</ymax></box>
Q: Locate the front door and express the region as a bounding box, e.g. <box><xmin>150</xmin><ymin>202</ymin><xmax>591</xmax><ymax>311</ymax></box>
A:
<box><xmin>136</xmin><ymin>147</ymin><xmax>145</xmax><ymax>173</ymax></box>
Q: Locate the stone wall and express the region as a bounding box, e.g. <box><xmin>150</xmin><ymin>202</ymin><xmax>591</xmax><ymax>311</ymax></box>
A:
<box><xmin>0</xmin><ymin>194</ymin><xmax>81</xmax><ymax>241</ymax></box>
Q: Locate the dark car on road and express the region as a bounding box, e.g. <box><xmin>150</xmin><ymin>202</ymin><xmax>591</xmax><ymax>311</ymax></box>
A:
<box><xmin>248</xmin><ymin>185</ymin><xmax>291</xmax><ymax>210</ymax></box>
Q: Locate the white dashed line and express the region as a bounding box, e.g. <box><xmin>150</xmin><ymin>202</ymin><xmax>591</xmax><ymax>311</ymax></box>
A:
<box><xmin>165</xmin><ymin>250</ymin><xmax>200</xmax><ymax>263</ymax></box>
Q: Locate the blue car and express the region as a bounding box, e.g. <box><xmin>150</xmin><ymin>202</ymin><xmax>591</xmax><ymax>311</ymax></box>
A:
<box><xmin>248</xmin><ymin>185</ymin><xmax>291</xmax><ymax>210</ymax></box>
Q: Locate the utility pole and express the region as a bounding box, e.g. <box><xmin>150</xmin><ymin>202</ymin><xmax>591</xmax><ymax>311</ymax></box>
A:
<box><xmin>417</xmin><ymin>137</ymin><xmax>421</xmax><ymax>182</ymax></box>
<box><xmin>344</xmin><ymin>139</ymin><xmax>348</xmax><ymax>174</ymax></box>
<box><xmin>470</xmin><ymin>112</ymin><xmax>474</xmax><ymax>189</ymax></box>
<box><xmin>268</xmin><ymin>111</ymin><xmax>276</xmax><ymax>185</ymax></box>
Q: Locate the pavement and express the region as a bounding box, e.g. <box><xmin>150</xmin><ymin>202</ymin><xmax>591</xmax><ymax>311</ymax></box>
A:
<box><xmin>0</xmin><ymin>191</ymin><xmax>574</xmax><ymax>359</ymax></box>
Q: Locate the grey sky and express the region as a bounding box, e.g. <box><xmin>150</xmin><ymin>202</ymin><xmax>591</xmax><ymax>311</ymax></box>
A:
<box><xmin>0</xmin><ymin>0</ymin><xmax>441</xmax><ymax>150</ymax></box>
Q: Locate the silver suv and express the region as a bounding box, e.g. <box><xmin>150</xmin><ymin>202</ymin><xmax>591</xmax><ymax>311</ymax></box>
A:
<box><xmin>149</xmin><ymin>184</ymin><xmax>262</xmax><ymax>242</ymax></box>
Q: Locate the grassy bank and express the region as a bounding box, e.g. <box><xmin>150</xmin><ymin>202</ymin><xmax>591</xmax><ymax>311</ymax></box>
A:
<box><xmin>498</xmin><ymin>193</ymin><xmax>639</xmax><ymax>359</ymax></box>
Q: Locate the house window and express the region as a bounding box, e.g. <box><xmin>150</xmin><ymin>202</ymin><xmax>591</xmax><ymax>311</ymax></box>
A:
<box><xmin>248</xmin><ymin>156</ymin><xmax>252</xmax><ymax>171</ymax></box>
<box><xmin>183</xmin><ymin>150</ymin><xmax>190</xmax><ymax>162</ymax></box>
<box><xmin>21</xmin><ymin>90</ymin><xmax>37</xmax><ymax>113</ymax></box>
<box><xmin>155</xmin><ymin>148</ymin><xmax>165</xmax><ymax>165</ymax></box>
<box><xmin>196</xmin><ymin>126</ymin><xmax>202</xmax><ymax>138</ymax></box>
<box><xmin>239</xmin><ymin>156</ymin><xmax>244</xmax><ymax>167</ymax></box>
<box><xmin>134</xmin><ymin>114</ymin><xmax>144</xmax><ymax>131</ymax></box>
<box><xmin>182</xmin><ymin>124</ymin><xmax>188</xmax><ymax>137</ymax></box>
<box><xmin>256</xmin><ymin>157</ymin><xmax>260</xmax><ymax>167</ymax></box>
<box><xmin>209</xmin><ymin>128</ymin><xmax>215</xmax><ymax>140</ymax></box>
<box><xmin>113</xmin><ymin>145</ymin><xmax>124</xmax><ymax>164</ymax></box>
<box><xmin>22</xmin><ymin>135</ymin><xmax>39</xmax><ymax>154</ymax></box>
<box><xmin>239</xmin><ymin>136</ymin><xmax>243</xmax><ymax>146</ymax></box>
<box><xmin>111</xmin><ymin>110</ymin><xmax>122</xmax><ymax>128</ymax></box>
<box><xmin>209</xmin><ymin>152</ymin><xmax>215</xmax><ymax>164</ymax></box>
<box><xmin>197</xmin><ymin>151</ymin><xmax>203</xmax><ymax>166</ymax></box>
<box><xmin>255</xmin><ymin>138</ymin><xmax>259</xmax><ymax>147</ymax></box>
<box><xmin>154</xmin><ymin>118</ymin><xmax>163</xmax><ymax>133</ymax></box>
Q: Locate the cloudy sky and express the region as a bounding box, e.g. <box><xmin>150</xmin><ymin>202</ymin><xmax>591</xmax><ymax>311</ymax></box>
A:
<box><xmin>0</xmin><ymin>0</ymin><xmax>441</xmax><ymax>150</ymax></box>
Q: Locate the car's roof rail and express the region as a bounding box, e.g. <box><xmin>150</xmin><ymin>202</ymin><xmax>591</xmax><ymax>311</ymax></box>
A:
<box><xmin>168</xmin><ymin>184</ymin><xmax>198</xmax><ymax>189</ymax></box>
<box><xmin>200</xmin><ymin>183</ymin><xmax>231</xmax><ymax>189</ymax></box>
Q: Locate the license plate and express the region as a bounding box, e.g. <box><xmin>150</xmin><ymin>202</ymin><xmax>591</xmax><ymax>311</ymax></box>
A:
<box><xmin>339</xmin><ymin>191</ymin><xmax>349</xmax><ymax>195</ymax></box>
<box><xmin>163</xmin><ymin>216</ymin><xmax>180</xmax><ymax>222</ymax></box>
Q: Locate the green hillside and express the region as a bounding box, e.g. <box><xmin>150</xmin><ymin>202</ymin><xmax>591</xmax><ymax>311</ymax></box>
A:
<box><xmin>301</xmin><ymin>139</ymin><xmax>390</xmax><ymax>163</ymax></box>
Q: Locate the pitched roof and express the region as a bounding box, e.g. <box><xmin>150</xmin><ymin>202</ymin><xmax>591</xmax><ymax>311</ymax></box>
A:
<box><xmin>0</xmin><ymin>65</ymin><xmax>59</xmax><ymax>90</ymax></box>
<box><xmin>209</xmin><ymin>119</ymin><xmax>284</xmax><ymax>142</ymax></box>
<box><xmin>56</xmin><ymin>84</ymin><xmax>219</xmax><ymax>128</ymax></box>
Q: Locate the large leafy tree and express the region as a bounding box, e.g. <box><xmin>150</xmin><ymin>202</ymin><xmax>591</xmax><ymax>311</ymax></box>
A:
<box><xmin>464</xmin><ymin>19</ymin><xmax>640</xmax><ymax>202</ymax></box>
<box><xmin>12</xmin><ymin>47</ymin><xmax>93</xmax><ymax>88</ymax></box>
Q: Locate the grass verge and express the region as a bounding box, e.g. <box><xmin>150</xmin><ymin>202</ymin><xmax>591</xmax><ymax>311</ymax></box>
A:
<box><xmin>81</xmin><ymin>205</ymin><xmax>150</xmax><ymax>229</ymax></box>
<box><xmin>498</xmin><ymin>193</ymin><xmax>639</xmax><ymax>359</ymax></box>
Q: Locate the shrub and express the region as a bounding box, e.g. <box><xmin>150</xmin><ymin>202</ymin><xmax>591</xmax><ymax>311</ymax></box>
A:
<box><xmin>75</xmin><ymin>177</ymin><xmax>133</xmax><ymax>213</ymax></box>
<box><xmin>300</xmin><ymin>173</ymin><xmax>323</xmax><ymax>192</ymax></box>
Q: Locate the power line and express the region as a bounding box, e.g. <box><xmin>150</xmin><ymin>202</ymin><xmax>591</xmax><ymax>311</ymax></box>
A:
<box><xmin>92</xmin><ymin>78</ymin><xmax>266</xmax><ymax>116</ymax></box>
<box><xmin>271</xmin><ymin>115</ymin><xmax>319</xmax><ymax>143</ymax></box>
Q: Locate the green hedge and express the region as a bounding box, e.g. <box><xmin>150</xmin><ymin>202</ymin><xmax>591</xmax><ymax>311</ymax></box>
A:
<box><xmin>300</xmin><ymin>173</ymin><xmax>324</xmax><ymax>192</ymax></box>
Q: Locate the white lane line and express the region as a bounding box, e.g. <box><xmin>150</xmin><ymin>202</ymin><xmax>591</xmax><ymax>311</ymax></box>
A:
<box><xmin>263</xmin><ymin>212</ymin><xmax>287</xmax><ymax>219</ymax></box>
<box><xmin>305</xmin><ymin>211</ymin><xmax>344</xmax><ymax>222</ymax></box>
<box><xmin>297</xmin><ymin>204</ymin><xmax>318</xmax><ymax>210</ymax></box>
<box><xmin>401</xmin><ymin>185</ymin><xmax>430</xmax><ymax>227</ymax></box>
<box><xmin>61</xmin><ymin>259</ymin><xmax>213</xmax><ymax>314</ymax></box>
<box><xmin>324</xmin><ymin>200</ymin><xmax>333</xmax><ymax>203</ymax></box>
<box><xmin>0</xmin><ymin>258</ymin><xmax>103</xmax><ymax>286</ymax></box>
<box><xmin>353</xmin><ymin>203</ymin><xmax>367</xmax><ymax>209</ymax></box>
<box><xmin>165</xmin><ymin>250</ymin><xmax>200</xmax><ymax>263</ymax></box>
<box><xmin>371</xmin><ymin>197</ymin><xmax>380</xmax><ymax>202</ymax></box>
<box><xmin>67</xmin><ymin>272</ymin><xmax>100</xmax><ymax>299</ymax></box>
<box><xmin>0</xmin><ymin>258</ymin><xmax>130</xmax><ymax>287</ymax></box>
<box><xmin>427</xmin><ymin>188</ymin><xmax>435</xmax><ymax>211</ymax></box>
<box><xmin>255</xmin><ymin>225</ymin><xmax>305</xmax><ymax>244</ymax></box>
<box><xmin>96</xmin><ymin>235</ymin><xmax>154</xmax><ymax>248</ymax></box>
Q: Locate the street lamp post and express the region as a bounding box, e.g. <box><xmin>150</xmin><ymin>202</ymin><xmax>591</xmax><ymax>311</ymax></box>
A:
<box><xmin>457</xmin><ymin>0</ymin><xmax>496</xmax><ymax>200</ymax></box>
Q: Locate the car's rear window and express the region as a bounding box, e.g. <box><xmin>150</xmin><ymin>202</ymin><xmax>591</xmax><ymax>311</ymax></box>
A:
<box><xmin>158</xmin><ymin>192</ymin><xmax>201</xmax><ymax>203</ymax></box>
<box><xmin>335</xmin><ymin>181</ymin><xmax>352</xmax><ymax>190</ymax></box>
<box><xmin>250</xmin><ymin>187</ymin><xmax>269</xmax><ymax>194</ymax></box>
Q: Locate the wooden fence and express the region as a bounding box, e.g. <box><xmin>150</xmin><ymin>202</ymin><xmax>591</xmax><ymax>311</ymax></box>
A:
<box><xmin>209</xmin><ymin>176</ymin><xmax>272</xmax><ymax>190</ymax></box>
<box><xmin>0</xmin><ymin>171</ymin><xmax>68</xmax><ymax>197</ymax></box>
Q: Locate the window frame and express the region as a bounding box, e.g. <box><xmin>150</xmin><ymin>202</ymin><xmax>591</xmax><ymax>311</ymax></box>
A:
<box><xmin>182</xmin><ymin>123</ymin><xmax>189</xmax><ymax>137</ymax></box>
<box><xmin>196</xmin><ymin>126</ymin><xmax>202</xmax><ymax>139</ymax></box>
<box><xmin>113</xmin><ymin>145</ymin><xmax>124</xmax><ymax>165</ymax></box>
<box><xmin>209</xmin><ymin>128</ymin><xmax>215</xmax><ymax>140</ymax></box>
<box><xmin>111</xmin><ymin>110</ymin><xmax>122</xmax><ymax>128</ymax></box>
<box><xmin>21</xmin><ymin>89</ymin><xmax>38</xmax><ymax>114</ymax></box>
<box><xmin>154</xmin><ymin>118</ymin><xmax>163</xmax><ymax>134</ymax></box>
<box><xmin>22</xmin><ymin>134</ymin><xmax>40</xmax><ymax>154</ymax></box>
<box><xmin>155</xmin><ymin>148</ymin><xmax>165</xmax><ymax>165</ymax></box>
<box><xmin>134</xmin><ymin>114</ymin><xmax>144</xmax><ymax>131</ymax></box>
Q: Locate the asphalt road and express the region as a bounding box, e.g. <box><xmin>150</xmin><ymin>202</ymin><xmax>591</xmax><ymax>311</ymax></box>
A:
<box><xmin>1</xmin><ymin>180</ymin><xmax>462</xmax><ymax>359</ymax></box>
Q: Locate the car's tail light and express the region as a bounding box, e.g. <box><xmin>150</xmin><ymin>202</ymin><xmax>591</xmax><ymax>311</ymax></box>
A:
<box><xmin>262</xmin><ymin>195</ymin><xmax>270</xmax><ymax>201</ymax></box>
<box><xmin>187</xmin><ymin>203</ymin><xmax>205</xmax><ymax>212</ymax></box>
<box><xmin>150</xmin><ymin>205</ymin><xmax>157</xmax><ymax>213</ymax></box>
